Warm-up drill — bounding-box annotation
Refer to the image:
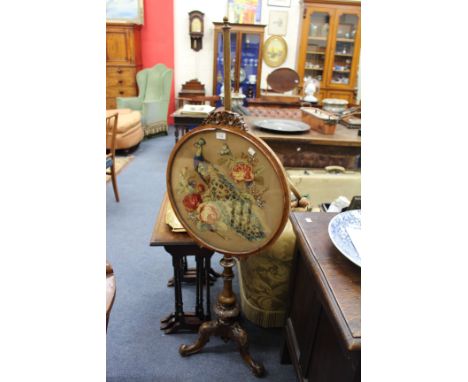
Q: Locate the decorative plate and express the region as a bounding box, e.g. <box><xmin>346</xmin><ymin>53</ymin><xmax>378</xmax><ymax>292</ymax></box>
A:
<box><xmin>254</xmin><ymin>119</ymin><xmax>311</xmax><ymax>133</ymax></box>
<box><xmin>231</xmin><ymin>68</ymin><xmax>246</xmax><ymax>83</ymax></box>
<box><xmin>166</xmin><ymin>113</ymin><xmax>290</xmax><ymax>257</ymax></box>
<box><xmin>328</xmin><ymin>209</ymin><xmax>361</xmax><ymax>267</ymax></box>
<box><xmin>263</xmin><ymin>35</ymin><xmax>288</xmax><ymax>68</ymax></box>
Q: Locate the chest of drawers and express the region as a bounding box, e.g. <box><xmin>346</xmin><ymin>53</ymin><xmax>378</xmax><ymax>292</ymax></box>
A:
<box><xmin>106</xmin><ymin>23</ymin><xmax>142</xmax><ymax>109</ymax></box>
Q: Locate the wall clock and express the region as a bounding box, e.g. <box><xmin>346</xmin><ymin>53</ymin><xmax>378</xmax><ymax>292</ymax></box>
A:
<box><xmin>189</xmin><ymin>10</ymin><xmax>204</xmax><ymax>51</ymax></box>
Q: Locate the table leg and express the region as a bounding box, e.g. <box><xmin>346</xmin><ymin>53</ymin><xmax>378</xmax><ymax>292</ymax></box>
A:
<box><xmin>183</xmin><ymin>256</ymin><xmax>188</xmax><ymax>273</ymax></box>
<box><xmin>173</xmin><ymin>254</ymin><xmax>184</xmax><ymax>322</ymax></box>
<box><xmin>167</xmin><ymin>255</ymin><xmax>217</xmax><ymax>286</ymax></box>
<box><xmin>195</xmin><ymin>255</ymin><xmax>204</xmax><ymax>320</ymax></box>
<box><xmin>205</xmin><ymin>254</ymin><xmax>212</xmax><ymax>321</ymax></box>
<box><xmin>160</xmin><ymin>247</ymin><xmax>213</xmax><ymax>334</ymax></box>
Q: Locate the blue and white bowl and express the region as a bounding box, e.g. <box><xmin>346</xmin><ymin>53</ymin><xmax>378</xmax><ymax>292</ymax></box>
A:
<box><xmin>328</xmin><ymin>209</ymin><xmax>361</xmax><ymax>267</ymax></box>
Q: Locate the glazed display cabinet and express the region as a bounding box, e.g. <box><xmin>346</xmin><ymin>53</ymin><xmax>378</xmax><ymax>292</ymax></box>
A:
<box><xmin>212</xmin><ymin>22</ymin><xmax>265</xmax><ymax>102</ymax></box>
<box><xmin>298</xmin><ymin>1</ymin><xmax>361</xmax><ymax>104</ymax></box>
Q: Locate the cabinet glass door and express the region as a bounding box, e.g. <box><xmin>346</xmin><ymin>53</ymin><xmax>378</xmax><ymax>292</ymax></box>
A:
<box><xmin>304</xmin><ymin>10</ymin><xmax>332</xmax><ymax>85</ymax></box>
<box><xmin>330</xmin><ymin>13</ymin><xmax>359</xmax><ymax>86</ymax></box>
<box><xmin>239</xmin><ymin>33</ymin><xmax>261</xmax><ymax>98</ymax></box>
<box><xmin>215</xmin><ymin>32</ymin><xmax>238</xmax><ymax>96</ymax></box>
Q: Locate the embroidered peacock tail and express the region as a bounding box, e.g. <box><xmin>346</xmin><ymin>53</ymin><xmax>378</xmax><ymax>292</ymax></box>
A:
<box><xmin>193</xmin><ymin>138</ymin><xmax>266</xmax><ymax>241</ymax></box>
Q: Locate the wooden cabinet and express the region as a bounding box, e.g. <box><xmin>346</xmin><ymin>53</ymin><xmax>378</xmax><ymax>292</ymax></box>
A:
<box><xmin>212</xmin><ymin>22</ymin><xmax>265</xmax><ymax>100</ymax></box>
<box><xmin>298</xmin><ymin>1</ymin><xmax>361</xmax><ymax>104</ymax></box>
<box><xmin>282</xmin><ymin>212</ymin><xmax>361</xmax><ymax>382</ymax></box>
<box><xmin>106</xmin><ymin>23</ymin><xmax>142</xmax><ymax>109</ymax></box>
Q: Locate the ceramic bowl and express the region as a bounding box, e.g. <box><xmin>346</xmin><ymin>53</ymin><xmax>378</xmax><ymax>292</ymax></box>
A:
<box><xmin>322</xmin><ymin>98</ymin><xmax>349</xmax><ymax>113</ymax></box>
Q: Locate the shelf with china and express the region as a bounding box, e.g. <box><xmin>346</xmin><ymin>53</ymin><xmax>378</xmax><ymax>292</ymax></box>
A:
<box><xmin>212</xmin><ymin>22</ymin><xmax>265</xmax><ymax>106</ymax></box>
<box><xmin>298</xmin><ymin>1</ymin><xmax>361</xmax><ymax>105</ymax></box>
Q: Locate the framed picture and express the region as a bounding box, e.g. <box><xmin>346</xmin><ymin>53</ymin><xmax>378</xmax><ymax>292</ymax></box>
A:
<box><xmin>267</xmin><ymin>0</ymin><xmax>291</xmax><ymax>8</ymax></box>
<box><xmin>268</xmin><ymin>10</ymin><xmax>288</xmax><ymax>36</ymax></box>
<box><xmin>106</xmin><ymin>0</ymin><xmax>144</xmax><ymax>25</ymax></box>
<box><xmin>167</xmin><ymin>124</ymin><xmax>290</xmax><ymax>256</ymax></box>
<box><xmin>227</xmin><ymin>0</ymin><xmax>262</xmax><ymax>24</ymax></box>
<box><xmin>263</xmin><ymin>35</ymin><xmax>288</xmax><ymax>67</ymax></box>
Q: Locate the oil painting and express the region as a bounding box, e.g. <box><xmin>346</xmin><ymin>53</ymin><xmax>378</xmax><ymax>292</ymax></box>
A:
<box><xmin>106</xmin><ymin>0</ymin><xmax>144</xmax><ymax>24</ymax></box>
<box><xmin>227</xmin><ymin>0</ymin><xmax>262</xmax><ymax>24</ymax></box>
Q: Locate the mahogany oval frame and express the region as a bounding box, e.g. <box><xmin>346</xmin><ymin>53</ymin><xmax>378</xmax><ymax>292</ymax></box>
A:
<box><xmin>166</xmin><ymin>123</ymin><xmax>291</xmax><ymax>258</ymax></box>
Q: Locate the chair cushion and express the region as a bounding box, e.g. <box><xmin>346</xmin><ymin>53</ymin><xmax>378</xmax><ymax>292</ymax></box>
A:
<box><xmin>106</xmin><ymin>109</ymin><xmax>132</xmax><ymax>116</ymax></box>
<box><xmin>106</xmin><ymin>109</ymin><xmax>142</xmax><ymax>134</ymax></box>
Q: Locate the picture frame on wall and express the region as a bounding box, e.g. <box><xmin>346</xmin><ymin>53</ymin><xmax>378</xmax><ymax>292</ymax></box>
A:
<box><xmin>267</xmin><ymin>0</ymin><xmax>291</xmax><ymax>8</ymax></box>
<box><xmin>227</xmin><ymin>0</ymin><xmax>262</xmax><ymax>24</ymax></box>
<box><xmin>106</xmin><ymin>0</ymin><xmax>144</xmax><ymax>25</ymax></box>
<box><xmin>268</xmin><ymin>10</ymin><xmax>288</xmax><ymax>36</ymax></box>
<box><xmin>263</xmin><ymin>35</ymin><xmax>288</xmax><ymax>67</ymax></box>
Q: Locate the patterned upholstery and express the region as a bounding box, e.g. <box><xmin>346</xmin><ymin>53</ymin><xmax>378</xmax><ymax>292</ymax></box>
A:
<box><xmin>246</xmin><ymin>107</ymin><xmax>302</xmax><ymax>119</ymax></box>
<box><xmin>237</xmin><ymin>220</ymin><xmax>296</xmax><ymax>328</ymax></box>
<box><xmin>237</xmin><ymin>204</ymin><xmax>311</xmax><ymax>328</ymax></box>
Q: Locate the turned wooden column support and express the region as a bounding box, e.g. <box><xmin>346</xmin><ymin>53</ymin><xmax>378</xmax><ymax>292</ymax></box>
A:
<box><xmin>222</xmin><ymin>16</ymin><xmax>232</xmax><ymax>112</ymax></box>
<box><xmin>216</xmin><ymin>255</ymin><xmax>237</xmax><ymax>309</ymax></box>
<box><xmin>179</xmin><ymin>254</ymin><xmax>265</xmax><ymax>377</ymax></box>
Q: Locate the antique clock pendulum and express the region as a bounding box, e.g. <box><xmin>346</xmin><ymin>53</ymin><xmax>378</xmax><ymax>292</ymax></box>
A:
<box><xmin>166</xmin><ymin>18</ymin><xmax>291</xmax><ymax>377</ymax></box>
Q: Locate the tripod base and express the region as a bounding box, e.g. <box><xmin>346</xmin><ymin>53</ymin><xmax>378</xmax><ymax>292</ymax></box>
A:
<box><xmin>179</xmin><ymin>254</ymin><xmax>265</xmax><ymax>377</ymax></box>
<box><xmin>179</xmin><ymin>313</ymin><xmax>265</xmax><ymax>377</ymax></box>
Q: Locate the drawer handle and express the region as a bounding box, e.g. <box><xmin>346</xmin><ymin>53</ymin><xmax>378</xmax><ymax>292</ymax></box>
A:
<box><xmin>119</xmin><ymin>91</ymin><xmax>124</xmax><ymax>95</ymax></box>
<box><xmin>296</xmin><ymin>147</ymin><xmax>302</xmax><ymax>152</ymax></box>
<box><xmin>118</xmin><ymin>80</ymin><xmax>123</xmax><ymax>85</ymax></box>
<box><xmin>117</xmin><ymin>69</ymin><xmax>123</xmax><ymax>74</ymax></box>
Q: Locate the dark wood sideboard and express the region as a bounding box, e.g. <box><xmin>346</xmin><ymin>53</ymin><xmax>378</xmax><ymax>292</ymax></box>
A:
<box><xmin>282</xmin><ymin>212</ymin><xmax>361</xmax><ymax>382</ymax></box>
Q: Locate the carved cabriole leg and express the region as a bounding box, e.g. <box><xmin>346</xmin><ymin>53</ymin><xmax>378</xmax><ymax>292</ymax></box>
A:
<box><xmin>179</xmin><ymin>320</ymin><xmax>220</xmax><ymax>356</ymax></box>
<box><xmin>178</xmin><ymin>254</ymin><xmax>266</xmax><ymax>378</ymax></box>
<box><xmin>229</xmin><ymin>322</ymin><xmax>266</xmax><ymax>378</ymax></box>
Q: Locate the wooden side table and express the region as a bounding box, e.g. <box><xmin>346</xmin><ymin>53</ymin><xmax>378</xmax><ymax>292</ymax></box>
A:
<box><xmin>150</xmin><ymin>193</ymin><xmax>216</xmax><ymax>334</ymax></box>
<box><xmin>170</xmin><ymin>109</ymin><xmax>207</xmax><ymax>144</ymax></box>
<box><xmin>282</xmin><ymin>212</ymin><xmax>361</xmax><ymax>382</ymax></box>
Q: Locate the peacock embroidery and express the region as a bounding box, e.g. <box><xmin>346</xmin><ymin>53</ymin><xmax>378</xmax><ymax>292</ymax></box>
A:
<box><xmin>177</xmin><ymin>138</ymin><xmax>268</xmax><ymax>242</ymax></box>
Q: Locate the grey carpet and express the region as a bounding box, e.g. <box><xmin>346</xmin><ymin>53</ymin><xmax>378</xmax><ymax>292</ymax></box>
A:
<box><xmin>106</xmin><ymin>127</ymin><xmax>296</xmax><ymax>381</ymax></box>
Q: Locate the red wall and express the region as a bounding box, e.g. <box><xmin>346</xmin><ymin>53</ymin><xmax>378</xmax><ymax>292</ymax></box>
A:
<box><xmin>141</xmin><ymin>0</ymin><xmax>175</xmax><ymax>124</ymax></box>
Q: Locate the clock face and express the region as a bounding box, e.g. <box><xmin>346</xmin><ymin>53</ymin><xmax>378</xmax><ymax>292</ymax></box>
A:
<box><xmin>191</xmin><ymin>17</ymin><xmax>202</xmax><ymax>33</ymax></box>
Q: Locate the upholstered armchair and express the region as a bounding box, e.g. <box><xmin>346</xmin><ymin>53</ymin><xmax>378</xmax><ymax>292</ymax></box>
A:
<box><xmin>117</xmin><ymin>64</ymin><xmax>173</xmax><ymax>137</ymax></box>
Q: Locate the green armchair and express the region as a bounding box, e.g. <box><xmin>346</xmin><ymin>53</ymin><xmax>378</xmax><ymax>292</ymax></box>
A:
<box><xmin>117</xmin><ymin>64</ymin><xmax>173</xmax><ymax>137</ymax></box>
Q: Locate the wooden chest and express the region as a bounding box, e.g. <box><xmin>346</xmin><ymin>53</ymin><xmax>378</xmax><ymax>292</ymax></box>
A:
<box><xmin>106</xmin><ymin>23</ymin><xmax>142</xmax><ymax>109</ymax></box>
